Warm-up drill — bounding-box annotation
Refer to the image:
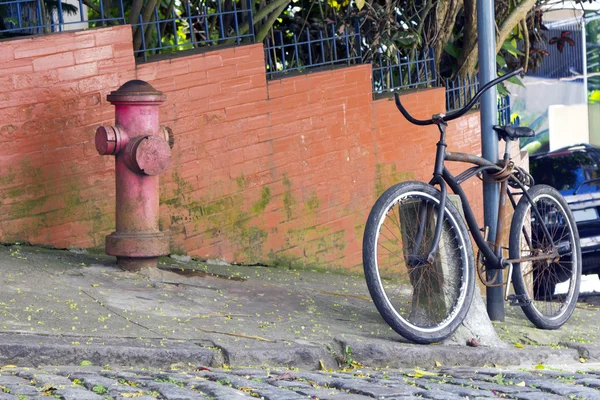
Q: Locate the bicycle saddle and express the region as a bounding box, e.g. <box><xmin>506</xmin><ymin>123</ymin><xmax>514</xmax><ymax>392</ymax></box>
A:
<box><xmin>492</xmin><ymin>125</ymin><xmax>535</xmax><ymax>141</ymax></box>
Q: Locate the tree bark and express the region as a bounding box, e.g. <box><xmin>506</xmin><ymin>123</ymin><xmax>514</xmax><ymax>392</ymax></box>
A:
<box><xmin>255</xmin><ymin>0</ymin><xmax>290</xmax><ymax>41</ymax></box>
<box><xmin>458</xmin><ymin>0</ymin><xmax>477</xmax><ymax>78</ymax></box>
<box><xmin>457</xmin><ymin>0</ymin><xmax>537</xmax><ymax>78</ymax></box>
<box><xmin>432</xmin><ymin>0</ymin><xmax>464</xmax><ymax>80</ymax></box>
<box><xmin>133</xmin><ymin>0</ymin><xmax>160</xmax><ymax>52</ymax></box>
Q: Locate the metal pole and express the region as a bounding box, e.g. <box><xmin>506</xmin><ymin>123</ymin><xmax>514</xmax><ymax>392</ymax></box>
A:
<box><xmin>477</xmin><ymin>0</ymin><xmax>504</xmax><ymax>321</ymax></box>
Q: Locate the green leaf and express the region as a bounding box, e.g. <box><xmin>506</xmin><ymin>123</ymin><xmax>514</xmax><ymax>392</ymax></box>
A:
<box><xmin>590</xmin><ymin>90</ymin><xmax>600</xmax><ymax>103</ymax></box>
<box><xmin>444</xmin><ymin>42</ymin><xmax>461</xmax><ymax>59</ymax></box>
<box><xmin>507</xmin><ymin>75</ymin><xmax>525</xmax><ymax>88</ymax></box>
<box><xmin>80</xmin><ymin>360</ymin><xmax>93</xmax><ymax>366</ymax></box>
<box><xmin>496</xmin><ymin>54</ymin><xmax>506</xmax><ymax>68</ymax></box>
<box><xmin>502</xmin><ymin>41</ymin><xmax>525</xmax><ymax>57</ymax></box>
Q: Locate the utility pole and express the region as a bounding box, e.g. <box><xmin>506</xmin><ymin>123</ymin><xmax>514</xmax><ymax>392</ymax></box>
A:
<box><xmin>477</xmin><ymin>0</ymin><xmax>504</xmax><ymax>321</ymax></box>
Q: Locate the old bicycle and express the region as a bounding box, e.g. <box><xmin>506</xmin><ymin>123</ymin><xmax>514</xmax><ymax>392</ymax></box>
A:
<box><xmin>362</xmin><ymin>68</ymin><xmax>582</xmax><ymax>344</ymax></box>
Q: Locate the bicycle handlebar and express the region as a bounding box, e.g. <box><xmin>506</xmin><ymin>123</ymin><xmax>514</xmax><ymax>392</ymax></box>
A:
<box><xmin>394</xmin><ymin>67</ymin><xmax>524</xmax><ymax>126</ymax></box>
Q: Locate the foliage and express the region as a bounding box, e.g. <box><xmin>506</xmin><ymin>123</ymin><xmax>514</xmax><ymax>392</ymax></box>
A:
<box><xmin>2</xmin><ymin>0</ymin><xmax>599</xmax><ymax>78</ymax></box>
<box><xmin>0</xmin><ymin>0</ymin><xmax>78</xmax><ymax>37</ymax></box>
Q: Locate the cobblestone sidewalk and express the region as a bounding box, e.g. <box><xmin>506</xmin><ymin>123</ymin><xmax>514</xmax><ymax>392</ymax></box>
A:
<box><xmin>1</xmin><ymin>364</ymin><xmax>600</xmax><ymax>399</ymax></box>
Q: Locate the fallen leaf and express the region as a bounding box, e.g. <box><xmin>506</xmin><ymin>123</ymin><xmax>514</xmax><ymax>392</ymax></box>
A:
<box><xmin>580</xmin><ymin>357</ymin><xmax>587</xmax><ymax>363</ymax></box>
<box><xmin>435</xmin><ymin>361</ymin><xmax>442</xmax><ymax>367</ymax></box>
<box><xmin>534</xmin><ymin>364</ymin><xmax>545</xmax><ymax>370</ymax></box>
<box><xmin>515</xmin><ymin>381</ymin><xmax>526</xmax><ymax>387</ymax></box>
<box><xmin>408</xmin><ymin>368</ymin><xmax>438</xmax><ymax>378</ymax></box>
<box><xmin>515</xmin><ymin>343</ymin><xmax>524</xmax><ymax>349</ymax></box>
<box><xmin>121</xmin><ymin>392</ymin><xmax>144</xmax><ymax>398</ymax></box>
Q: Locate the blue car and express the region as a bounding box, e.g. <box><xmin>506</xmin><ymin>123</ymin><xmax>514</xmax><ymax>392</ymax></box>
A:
<box><xmin>529</xmin><ymin>143</ymin><xmax>600</xmax><ymax>277</ymax></box>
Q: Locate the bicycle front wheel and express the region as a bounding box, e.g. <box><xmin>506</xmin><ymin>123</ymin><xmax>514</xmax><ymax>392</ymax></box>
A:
<box><xmin>363</xmin><ymin>181</ymin><xmax>475</xmax><ymax>344</ymax></box>
<box><xmin>509</xmin><ymin>184</ymin><xmax>581</xmax><ymax>329</ymax></box>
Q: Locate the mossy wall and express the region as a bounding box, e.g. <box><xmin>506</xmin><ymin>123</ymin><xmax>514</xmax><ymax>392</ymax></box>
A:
<box><xmin>0</xmin><ymin>26</ymin><xmax>485</xmax><ymax>271</ymax></box>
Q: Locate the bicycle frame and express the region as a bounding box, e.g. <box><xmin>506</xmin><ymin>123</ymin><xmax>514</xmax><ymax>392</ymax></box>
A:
<box><xmin>417</xmin><ymin>120</ymin><xmax>558</xmax><ymax>273</ymax></box>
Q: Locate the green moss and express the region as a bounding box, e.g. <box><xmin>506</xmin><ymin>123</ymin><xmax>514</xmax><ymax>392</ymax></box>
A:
<box><xmin>11</xmin><ymin>193</ymin><xmax>46</xmax><ymax>219</ymax></box>
<box><xmin>375</xmin><ymin>163</ymin><xmax>415</xmax><ymax>197</ymax></box>
<box><xmin>304</xmin><ymin>191</ymin><xmax>320</xmax><ymax>212</ymax></box>
<box><xmin>203</xmin><ymin>197</ymin><xmax>232</xmax><ymax>216</ymax></box>
<box><xmin>0</xmin><ymin>169</ymin><xmax>16</xmax><ymax>187</ymax></box>
<box><xmin>354</xmin><ymin>223</ymin><xmax>365</xmax><ymax>242</ymax></box>
<box><xmin>282</xmin><ymin>174</ymin><xmax>295</xmax><ymax>220</ymax></box>
<box><xmin>160</xmin><ymin>171</ymin><xmax>193</xmax><ymax>208</ymax></box>
<box><xmin>235</xmin><ymin>174</ymin><xmax>246</xmax><ymax>190</ymax></box>
<box><xmin>251</xmin><ymin>186</ymin><xmax>271</xmax><ymax>215</ymax></box>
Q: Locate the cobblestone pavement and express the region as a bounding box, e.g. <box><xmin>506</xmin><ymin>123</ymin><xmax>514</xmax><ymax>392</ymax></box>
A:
<box><xmin>1</xmin><ymin>364</ymin><xmax>600</xmax><ymax>399</ymax></box>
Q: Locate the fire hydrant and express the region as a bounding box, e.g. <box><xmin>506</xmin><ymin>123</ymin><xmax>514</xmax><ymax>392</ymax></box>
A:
<box><xmin>95</xmin><ymin>80</ymin><xmax>173</xmax><ymax>270</ymax></box>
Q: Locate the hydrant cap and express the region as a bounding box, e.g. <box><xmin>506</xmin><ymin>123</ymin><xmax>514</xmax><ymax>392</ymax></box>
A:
<box><xmin>107</xmin><ymin>80</ymin><xmax>166</xmax><ymax>104</ymax></box>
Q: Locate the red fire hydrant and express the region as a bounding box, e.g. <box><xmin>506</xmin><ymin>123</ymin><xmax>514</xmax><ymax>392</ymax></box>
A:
<box><xmin>95</xmin><ymin>80</ymin><xmax>173</xmax><ymax>270</ymax></box>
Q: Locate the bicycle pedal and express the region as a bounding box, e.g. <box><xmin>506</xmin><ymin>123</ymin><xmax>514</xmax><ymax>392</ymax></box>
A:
<box><xmin>507</xmin><ymin>294</ymin><xmax>532</xmax><ymax>306</ymax></box>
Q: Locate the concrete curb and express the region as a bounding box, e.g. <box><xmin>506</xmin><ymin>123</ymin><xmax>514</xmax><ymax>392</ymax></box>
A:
<box><xmin>335</xmin><ymin>335</ymin><xmax>582</xmax><ymax>369</ymax></box>
<box><xmin>0</xmin><ymin>333</ymin><xmax>590</xmax><ymax>371</ymax></box>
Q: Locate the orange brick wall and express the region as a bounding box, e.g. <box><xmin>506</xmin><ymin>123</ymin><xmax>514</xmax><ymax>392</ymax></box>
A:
<box><xmin>0</xmin><ymin>26</ymin><xmax>484</xmax><ymax>272</ymax></box>
<box><xmin>0</xmin><ymin>26</ymin><xmax>135</xmax><ymax>249</ymax></box>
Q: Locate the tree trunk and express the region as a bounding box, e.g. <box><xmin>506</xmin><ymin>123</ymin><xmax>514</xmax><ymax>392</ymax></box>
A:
<box><xmin>458</xmin><ymin>0</ymin><xmax>477</xmax><ymax>79</ymax></box>
<box><xmin>432</xmin><ymin>0</ymin><xmax>464</xmax><ymax>81</ymax></box>
<box><xmin>133</xmin><ymin>0</ymin><xmax>160</xmax><ymax>52</ymax></box>
<box><xmin>457</xmin><ymin>0</ymin><xmax>537</xmax><ymax>78</ymax></box>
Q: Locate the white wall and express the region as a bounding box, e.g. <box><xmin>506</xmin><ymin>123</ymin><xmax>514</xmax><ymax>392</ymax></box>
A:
<box><xmin>548</xmin><ymin>104</ymin><xmax>590</xmax><ymax>151</ymax></box>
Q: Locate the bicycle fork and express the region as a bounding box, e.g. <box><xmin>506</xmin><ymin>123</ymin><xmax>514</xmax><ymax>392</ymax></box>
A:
<box><xmin>410</xmin><ymin>119</ymin><xmax>448</xmax><ymax>265</ymax></box>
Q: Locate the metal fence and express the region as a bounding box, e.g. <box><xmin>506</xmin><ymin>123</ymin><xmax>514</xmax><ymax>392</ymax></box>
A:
<box><xmin>497</xmin><ymin>94</ymin><xmax>512</xmax><ymax>126</ymax></box>
<box><xmin>264</xmin><ymin>23</ymin><xmax>362</xmax><ymax>79</ymax></box>
<box><xmin>446</xmin><ymin>74</ymin><xmax>515</xmax><ymax>126</ymax></box>
<box><xmin>445</xmin><ymin>74</ymin><xmax>479</xmax><ymax>113</ymax></box>
<box><xmin>372</xmin><ymin>49</ymin><xmax>437</xmax><ymax>93</ymax></box>
<box><xmin>0</xmin><ymin>0</ymin><xmax>255</xmax><ymax>60</ymax></box>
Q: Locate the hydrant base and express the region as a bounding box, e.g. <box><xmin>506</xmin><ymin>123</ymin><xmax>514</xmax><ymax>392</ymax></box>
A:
<box><xmin>106</xmin><ymin>231</ymin><xmax>170</xmax><ymax>261</ymax></box>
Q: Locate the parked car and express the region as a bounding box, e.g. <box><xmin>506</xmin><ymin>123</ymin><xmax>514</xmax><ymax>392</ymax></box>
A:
<box><xmin>529</xmin><ymin>143</ymin><xmax>600</xmax><ymax>277</ymax></box>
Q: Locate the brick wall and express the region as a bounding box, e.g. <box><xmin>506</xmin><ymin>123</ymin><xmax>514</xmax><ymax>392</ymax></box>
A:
<box><xmin>0</xmin><ymin>26</ymin><xmax>135</xmax><ymax>249</ymax></box>
<box><xmin>0</xmin><ymin>26</ymin><xmax>485</xmax><ymax>272</ymax></box>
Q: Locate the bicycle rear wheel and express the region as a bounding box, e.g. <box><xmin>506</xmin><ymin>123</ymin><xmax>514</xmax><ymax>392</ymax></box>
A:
<box><xmin>363</xmin><ymin>181</ymin><xmax>475</xmax><ymax>344</ymax></box>
<box><xmin>509</xmin><ymin>184</ymin><xmax>581</xmax><ymax>329</ymax></box>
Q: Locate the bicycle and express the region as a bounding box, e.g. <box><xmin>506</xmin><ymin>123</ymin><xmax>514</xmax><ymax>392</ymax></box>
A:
<box><xmin>362</xmin><ymin>68</ymin><xmax>582</xmax><ymax>344</ymax></box>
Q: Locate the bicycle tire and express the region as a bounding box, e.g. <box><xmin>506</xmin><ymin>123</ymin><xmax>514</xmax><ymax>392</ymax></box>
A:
<box><xmin>363</xmin><ymin>181</ymin><xmax>475</xmax><ymax>344</ymax></box>
<box><xmin>509</xmin><ymin>184</ymin><xmax>581</xmax><ymax>329</ymax></box>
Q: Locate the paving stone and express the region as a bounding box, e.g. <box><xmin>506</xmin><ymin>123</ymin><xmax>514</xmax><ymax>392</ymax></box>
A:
<box><xmin>511</xmin><ymin>392</ymin><xmax>571</xmax><ymax>400</ymax></box>
<box><xmin>144</xmin><ymin>381</ymin><xmax>205</xmax><ymax>400</ymax></box>
<box><xmin>418</xmin><ymin>389</ymin><xmax>465</xmax><ymax>400</ymax></box>
<box><xmin>413</xmin><ymin>379</ymin><xmax>495</xmax><ymax>397</ymax></box>
<box><xmin>329</xmin><ymin>378</ymin><xmax>420</xmax><ymax>397</ymax></box>
<box><xmin>0</xmin><ymin>376</ymin><xmax>29</xmax><ymax>385</ymax></box>
<box><xmin>6</xmin><ymin>363</ymin><xmax>600</xmax><ymax>398</ymax></box>
<box><xmin>190</xmin><ymin>379</ymin><xmax>255</xmax><ymax>399</ymax></box>
<box><xmin>14</xmin><ymin>371</ymin><xmax>73</xmax><ymax>387</ymax></box>
<box><xmin>63</xmin><ymin>371</ymin><xmax>119</xmax><ymax>391</ymax></box>
<box><xmin>5</xmin><ymin>385</ymin><xmax>41</xmax><ymax>396</ymax></box>
<box><xmin>295</xmin><ymin>387</ymin><xmax>373</xmax><ymax>399</ymax></box>
<box><xmin>54</xmin><ymin>386</ymin><xmax>103</xmax><ymax>400</ymax></box>
<box><xmin>197</xmin><ymin>372</ymin><xmax>307</xmax><ymax>400</ymax></box>
<box><xmin>575</xmin><ymin>377</ymin><xmax>600</xmax><ymax>388</ymax></box>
